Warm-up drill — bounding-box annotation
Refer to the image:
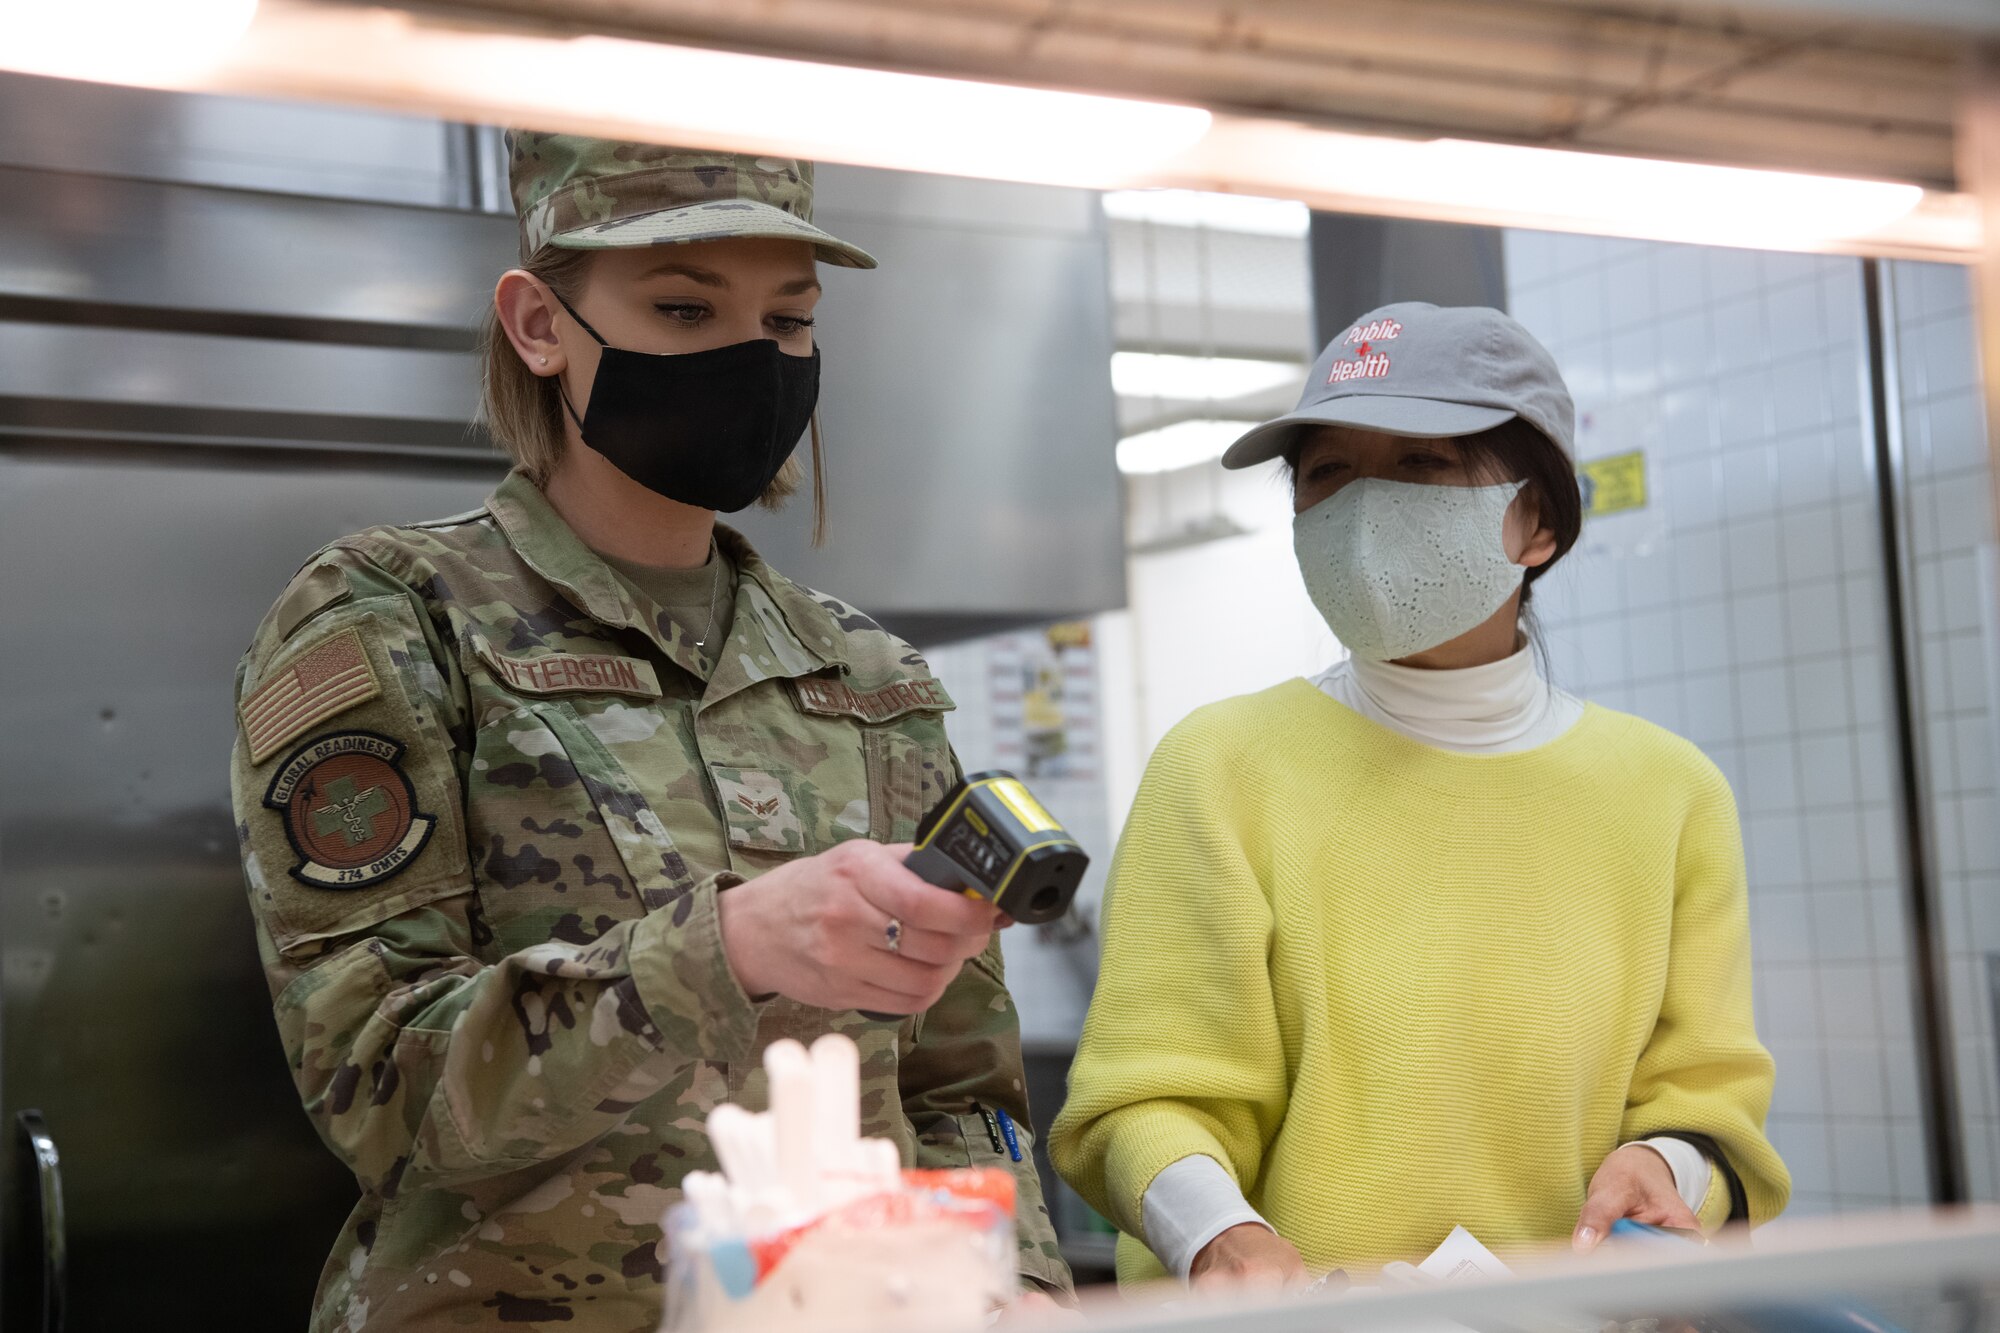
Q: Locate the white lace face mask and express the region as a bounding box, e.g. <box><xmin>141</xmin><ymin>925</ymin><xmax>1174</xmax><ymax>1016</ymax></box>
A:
<box><xmin>1293</xmin><ymin>477</ymin><xmax>1528</xmax><ymax>662</ymax></box>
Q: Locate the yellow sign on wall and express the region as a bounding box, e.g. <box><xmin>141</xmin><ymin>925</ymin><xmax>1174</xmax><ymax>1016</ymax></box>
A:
<box><xmin>1578</xmin><ymin>450</ymin><xmax>1647</xmax><ymax>518</ymax></box>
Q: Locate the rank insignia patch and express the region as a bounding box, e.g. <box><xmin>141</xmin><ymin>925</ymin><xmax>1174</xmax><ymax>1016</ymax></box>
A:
<box><xmin>263</xmin><ymin>731</ymin><xmax>436</xmax><ymax>889</ymax></box>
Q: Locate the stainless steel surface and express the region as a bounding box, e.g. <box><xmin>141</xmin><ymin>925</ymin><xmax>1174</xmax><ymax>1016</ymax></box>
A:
<box><xmin>1310</xmin><ymin>215</ymin><xmax>1507</xmax><ymax>346</ymax></box>
<box><xmin>0</xmin><ymin>74</ymin><xmax>1129</xmax><ymax>630</ymax></box>
<box><xmin>733</xmin><ymin>163</ymin><xmax>1128</xmax><ymax>641</ymax></box>
<box><xmin>1107</xmin><ymin>217</ymin><xmax>1315</xmax><ymax>365</ymax></box>
<box><xmin>0</xmin><ymin>157</ymin><xmax>514</xmax><ymax>343</ymax></box>
<box><xmin>0</xmin><ymin>71</ymin><xmax>465</xmax><ymax>206</ymax></box>
<box><xmin>1990</xmin><ymin>952</ymin><xmax>2000</xmax><ymax>1100</ymax></box>
<box><xmin>0</xmin><ymin>453</ymin><xmax>499</xmax><ymax>1328</ymax></box>
<box><xmin>0</xmin><ymin>321</ymin><xmax>477</xmax><ymax>422</ymax></box>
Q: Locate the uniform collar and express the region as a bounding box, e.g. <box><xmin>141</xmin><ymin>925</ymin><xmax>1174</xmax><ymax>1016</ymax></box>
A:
<box><xmin>487</xmin><ymin>470</ymin><xmax>849</xmax><ymax>696</ymax></box>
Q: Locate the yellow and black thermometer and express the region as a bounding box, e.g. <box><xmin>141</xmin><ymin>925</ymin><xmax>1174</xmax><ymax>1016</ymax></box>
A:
<box><xmin>905</xmin><ymin>771</ymin><xmax>1088</xmax><ymax>925</ymax></box>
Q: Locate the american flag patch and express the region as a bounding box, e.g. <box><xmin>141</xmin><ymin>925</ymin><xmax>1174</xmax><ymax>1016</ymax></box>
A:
<box><xmin>240</xmin><ymin>628</ymin><xmax>382</xmax><ymax>763</ymax></box>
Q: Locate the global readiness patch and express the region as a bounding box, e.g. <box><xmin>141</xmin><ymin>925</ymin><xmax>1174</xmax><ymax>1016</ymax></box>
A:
<box><xmin>264</xmin><ymin>730</ymin><xmax>436</xmax><ymax>890</ymax></box>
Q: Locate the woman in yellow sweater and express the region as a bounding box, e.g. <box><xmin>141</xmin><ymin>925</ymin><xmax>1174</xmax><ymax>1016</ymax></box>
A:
<box><xmin>1050</xmin><ymin>302</ymin><xmax>1789</xmax><ymax>1291</ymax></box>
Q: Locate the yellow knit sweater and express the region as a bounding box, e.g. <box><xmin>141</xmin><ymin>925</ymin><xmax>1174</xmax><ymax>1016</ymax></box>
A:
<box><xmin>1050</xmin><ymin>679</ymin><xmax>1789</xmax><ymax>1284</ymax></box>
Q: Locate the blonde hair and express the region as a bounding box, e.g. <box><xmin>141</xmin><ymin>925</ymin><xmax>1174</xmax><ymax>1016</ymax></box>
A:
<box><xmin>479</xmin><ymin>246</ymin><xmax>827</xmax><ymax>543</ymax></box>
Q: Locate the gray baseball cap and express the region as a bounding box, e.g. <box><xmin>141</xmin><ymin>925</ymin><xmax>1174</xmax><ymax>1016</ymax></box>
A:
<box><xmin>1220</xmin><ymin>302</ymin><xmax>1575</xmax><ymax>469</ymax></box>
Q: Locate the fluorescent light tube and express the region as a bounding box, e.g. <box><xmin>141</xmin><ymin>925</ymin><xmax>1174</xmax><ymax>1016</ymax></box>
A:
<box><xmin>1101</xmin><ymin>189</ymin><xmax>1311</xmax><ymax>238</ymax></box>
<box><xmin>1112</xmin><ymin>352</ymin><xmax>1303</xmax><ymax>401</ymax></box>
<box><xmin>1116</xmin><ymin>418</ymin><xmax>1251</xmax><ymax>475</ymax></box>
<box><xmin>1396</xmin><ymin>137</ymin><xmax>1923</xmax><ymax>251</ymax></box>
<box><xmin>2</xmin><ymin>0</ymin><xmax>259</xmax><ymax>83</ymax></box>
<box><xmin>1182</xmin><ymin>119</ymin><xmax>1945</xmax><ymax>255</ymax></box>
<box><xmin>82</xmin><ymin>1</ymin><xmax>1212</xmax><ymax>191</ymax></box>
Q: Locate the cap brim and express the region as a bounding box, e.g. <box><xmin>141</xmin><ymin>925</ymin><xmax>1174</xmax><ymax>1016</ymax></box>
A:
<box><xmin>548</xmin><ymin>199</ymin><xmax>877</xmax><ymax>269</ymax></box>
<box><xmin>1220</xmin><ymin>395</ymin><xmax>1517</xmax><ymax>469</ymax></box>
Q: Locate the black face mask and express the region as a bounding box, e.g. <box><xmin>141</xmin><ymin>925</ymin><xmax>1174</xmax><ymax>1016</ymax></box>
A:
<box><xmin>554</xmin><ymin>293</ymin><xmax>819</xmax><ymax>513</ymax></box>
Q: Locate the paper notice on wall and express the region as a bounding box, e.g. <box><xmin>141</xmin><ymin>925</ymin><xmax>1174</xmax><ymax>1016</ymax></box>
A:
<box><xmin>1573</xmin><ymin>400</ymin><xmax>1667</xmax><ymax>559</ymax></box>
<box><xmin>1578</xmin><ymin>450</ymin><xmax>1648</xmax><ymax>518</ymax></box>
<box><xmin>1417</xmin><ymin>1226</ymin><xmax>1513</xmax><ymax>1284</ymax></box>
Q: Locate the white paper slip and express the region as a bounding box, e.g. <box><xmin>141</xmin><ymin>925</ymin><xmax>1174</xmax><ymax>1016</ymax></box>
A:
<box><xmin>1416</xmin><ymin>1225</ymin><xmax>1513</xmax><ymax>1284</ymax></box>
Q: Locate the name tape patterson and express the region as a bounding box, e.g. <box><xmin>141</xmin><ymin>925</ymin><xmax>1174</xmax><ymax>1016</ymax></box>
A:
<box><xmin>264</xmin><ymin>731</ymin><xmax>436</xmax><ymax>890</ymax></box>
<box><xmin>477</xmin><ymin>644</ymin><xmax>663</xmax><ymax>699</ymax></box>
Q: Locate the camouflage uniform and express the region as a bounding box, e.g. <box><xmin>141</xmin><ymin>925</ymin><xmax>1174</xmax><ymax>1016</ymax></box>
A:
<box><xmin>230</xmin><ymin>472</ymin><xmax>1070</xmax><ymax>1331</ymax></box>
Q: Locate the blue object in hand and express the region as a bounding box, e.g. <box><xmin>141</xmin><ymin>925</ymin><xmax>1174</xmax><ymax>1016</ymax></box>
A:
<box><xmin>1610</xmin><ymin>1218</ymin><xmax>1701</xmax><ymax>1245</ymax></box>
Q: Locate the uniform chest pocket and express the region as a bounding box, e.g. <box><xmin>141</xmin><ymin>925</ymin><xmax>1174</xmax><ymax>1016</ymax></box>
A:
<box><xmin>469</xmin><ymin>701</ymin><xmax>695</xmax><ymax>951</ymax></box>
<box><xmin>705</xmin><ymin>716</ymin><xmax>953</xmax><ymax>864</ymax></box>
<box><xmin>863</xmin><ymin>730</ymin><xmax>957</xmax><ymax>843</ymax></box>
<box><xmin>710</xmin><ymin>765</ymin><xmax>810</xmax><ymax>856</ymax></box>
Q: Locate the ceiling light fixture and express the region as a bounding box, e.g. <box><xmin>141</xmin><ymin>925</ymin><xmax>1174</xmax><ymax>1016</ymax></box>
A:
<box><xmin>1111</xmin><ymin>352</ymin><xmax>1304</xmax><ymax>401</ymax></box>
<box><xmin>1</xmin><ymin>0</ymin><xmax>1972</xmax><ymax>262</ymax></box>
<box><xmin>1</xmin><ymin>0</ymin><xmax>259</xmax><ymax>84</ymax></box>
<box><xmin>1173</xmin><ymin>120</ymin><xmax>1956</xmax><ymax>257</ymax></box>
<box><xmin>62</xmin><ymin>0</ymin><xmax>1212</xmax><ymax>191</ymax></box>
<box><xmin>1101</xmin><ymin>189</ymin><xmax>1311</xmax><ymax>238</ymax></box>
<box><xmin>1115</xmin><ymin>418</ymin><xmax>1253</xmax><ymax>475</ymax></box>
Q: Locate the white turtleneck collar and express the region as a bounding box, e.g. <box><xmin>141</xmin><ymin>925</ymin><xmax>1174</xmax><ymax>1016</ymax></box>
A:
<box><xmin>1310</xmin><ymin>640</ymin><xmax>1586</xmax><ymax>755</ymax></box>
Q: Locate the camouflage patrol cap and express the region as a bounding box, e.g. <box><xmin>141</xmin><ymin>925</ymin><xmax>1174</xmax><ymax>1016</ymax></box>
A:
<box><xmin>507</xmin><ymin>131</ymin><xmax>877</xmax><ymax>269</ymax></box>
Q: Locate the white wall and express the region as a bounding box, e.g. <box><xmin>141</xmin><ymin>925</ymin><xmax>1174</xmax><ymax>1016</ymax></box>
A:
<box><xmin>1123</xmin><ymin>526</ymin><xmax>1337</xmax><ymax>764</ymax></box>
<box><xmin>1118</xmin><ymin>448</ymin><xmax>1341</xmax><ymax>781</ymax></box>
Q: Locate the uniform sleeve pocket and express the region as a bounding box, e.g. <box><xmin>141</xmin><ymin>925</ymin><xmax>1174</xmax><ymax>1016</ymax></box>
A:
<box><xmin>236</xmin><ymin>600</ymin><xmax>470</xmax><ymax>955</ymax></box>
<box><xmin>864</xmin><ymin>731</ymin><xmax>956</xmax><ymax>843</ymax></box>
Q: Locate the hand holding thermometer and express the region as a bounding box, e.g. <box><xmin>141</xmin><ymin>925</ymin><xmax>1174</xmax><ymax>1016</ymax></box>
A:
<box><xmin>904</xmin><ymin>771</ymin><xmax>1089</xmax><ymax>925</ymax></box>
<box><xmin>857</xmin><ymin>772</ymin><xmax>1089</xmax><ymax>1022</ymax></box>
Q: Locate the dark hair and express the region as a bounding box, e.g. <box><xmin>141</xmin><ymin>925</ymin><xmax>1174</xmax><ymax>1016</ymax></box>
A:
<box><xmin>1283</xmin><ymin>417</ymin><xmax>1583</xmax><ymax>650</ymax></box>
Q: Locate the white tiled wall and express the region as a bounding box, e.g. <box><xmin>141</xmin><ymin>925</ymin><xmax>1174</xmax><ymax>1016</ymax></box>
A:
<box><xmin>1506</xmin><ymin>232</ymin><xmax>1932</xmax><ymax>1215</ymax></box>
<box><xmin>1888</xmin><ymin>259</ymin><xmax>2000</xmax><ymax>1201</ymax></box>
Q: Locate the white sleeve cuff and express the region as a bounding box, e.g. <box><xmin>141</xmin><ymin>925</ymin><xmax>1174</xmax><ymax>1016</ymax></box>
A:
<box><xmin>1141</xmin><ymin>1154</ymin><xmax>1273</xmax><ymax>1281</ymax></box>
<box><xmin>1635</xmin><ymin>1136</ymin><xmax>1713</xmax><ymax>1216</ymax></box>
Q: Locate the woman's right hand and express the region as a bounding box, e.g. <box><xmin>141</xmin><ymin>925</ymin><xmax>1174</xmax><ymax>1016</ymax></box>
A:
<box><xmin>716</xmin><ymin>839</ymin><xmax>1002</xmax><ymax>1014</ymax></box>
<box><xmin>1189</xmin><ymin>1223</ymin><xmax>1309</xmax><ymax>1293</ymax></box>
